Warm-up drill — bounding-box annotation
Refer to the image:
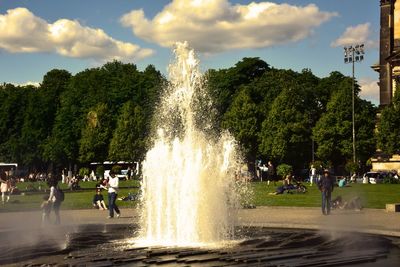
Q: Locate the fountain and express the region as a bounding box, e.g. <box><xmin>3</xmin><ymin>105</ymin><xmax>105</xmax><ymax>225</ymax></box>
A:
<box><xmin>1</xmin><ymin>43</ymin><xmax>399</xmax><ymax>267</ymax></box>
<box><xmin>138</xmin><ymin>42</ymin><xmax>240</xmax><ymax>247</ymax></box>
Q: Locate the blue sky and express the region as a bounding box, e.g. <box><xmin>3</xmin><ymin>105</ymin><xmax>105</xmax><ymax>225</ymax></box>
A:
<box><xmin>0</xmin><ymin>0</ymin><xmax>379</xmax><ymax>104</ymax></box>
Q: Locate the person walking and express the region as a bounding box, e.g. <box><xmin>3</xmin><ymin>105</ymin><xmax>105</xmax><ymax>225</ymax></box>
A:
<box><xmin>318</xmin><ymin>169</ymin><xmax>335</xmax><ymax>215</ymax></box>
<box><xmin>107</xmin><ymin>170</ymin><xmax>120</xmax><ymax>219</ymax></box>
<box><xmin>47</xmin><ymin>176</ymin><xmax>62</xmax><ymax>224</ymax></box>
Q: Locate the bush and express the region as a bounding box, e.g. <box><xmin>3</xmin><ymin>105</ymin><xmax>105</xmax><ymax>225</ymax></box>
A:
<box><xmin>345</xmin><ymin>161</ymin><xmax>359</xmax><ymax>174</ymax></box>
<box><xmin>276</xmin><ymin>164</ymin><xmax>293</xmax><ymax>178</ymax></box>
<box><xmin>79</xmin><ymin>167</ymin><xmax>90</xmax><ymax>177</ymax></box>
<box><xmin>96</xmin><ymin>165</ymin><xmax>105</xmax><ymax>178</ymax></box>
<box><xmin>112</xmin><ymin>165</ymin><xmax>122</xmax><ymax>174</ymax></box>
<box><xmin>383</xmin><ymin>173</ymin><xmax>400</xmax><ymax>184</ymax></box>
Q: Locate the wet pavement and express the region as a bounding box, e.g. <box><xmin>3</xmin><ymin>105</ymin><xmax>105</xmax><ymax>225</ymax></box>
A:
<box><xmin>0</xmin><ymin>207</ymin><xmax>399</xmax><ymax>266</ymax></box>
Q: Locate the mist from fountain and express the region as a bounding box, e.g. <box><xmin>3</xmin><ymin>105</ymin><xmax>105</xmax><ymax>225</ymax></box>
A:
<box><xmin>138</xmin><ymin>42</ymin><xmax>241</xmax><ymax>247</ymax></box>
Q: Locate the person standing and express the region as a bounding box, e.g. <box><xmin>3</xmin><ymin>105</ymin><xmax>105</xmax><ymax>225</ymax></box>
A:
<box><xmin>47</xmin><ymin>177</ymin><xmax>62</xmax><ymax>224</ymax></box>
<box><xmin>267</xmin><ymin>161</ymin><xmax>276</xmax><ymax>186</ymax></box>
<box><xmin>107</xmin><ymin>170</ymin><xmax>120</xmax><ymax>219</ymax></box>
<box><xmin>310</xmin><ymin>164</ymin><xmax>317</xmax><ymax>186</ymax></box>
<box><xmin>0</xmin><ymin>171</ymin><xmax>10</xmax><ymax>204</ymax></box>
<box><xmin>318</xmin><ymin>169</ymin><xmax>335</xmax><ymax>215</ymax></box>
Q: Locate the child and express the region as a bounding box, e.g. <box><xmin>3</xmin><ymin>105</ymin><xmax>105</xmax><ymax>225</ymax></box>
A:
<box><xmin>41</xmin><ymin>195</ymin><xmax>51</xmax><ymax>224</ymax></box>
<box><xmin>92</xmin><ymin>189</ymin><xmax>107</xmax><ymax>210</ymax></box>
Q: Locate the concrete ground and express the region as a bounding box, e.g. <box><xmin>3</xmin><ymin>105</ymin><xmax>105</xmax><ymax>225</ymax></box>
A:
<box><xmin>1</xmin><ymin>206</ymin><xmax>399</xmax><ymax>237</ymax></box>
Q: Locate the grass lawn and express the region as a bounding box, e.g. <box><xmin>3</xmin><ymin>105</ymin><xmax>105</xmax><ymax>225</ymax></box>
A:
<box><xmin>0</xmin><ymin>180</ymin><xmax>141</xmax><ymax>212</ymax></box>
<box><xmin>252</xmin><ymin>181</ymin><xmax>400</xmax><ymax>209</ymax></box>
<box><xmin>1</xmin><ymin>180</ymin><xmax>399</xmax><ymax>212</ymax></box>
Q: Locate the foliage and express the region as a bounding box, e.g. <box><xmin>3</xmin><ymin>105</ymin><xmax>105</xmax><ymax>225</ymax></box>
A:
<box><xmin>95</xmin><ymin>165</ymin><xmax>105</xmax><ymax>178</ymax></box>
<box><xmin>312</xmin><ymin>78</ymin><xmax>376</xmax><ymax>167</ymax></box>
<box><xmin>222</xmin><ymin>89</ymin><xmax>259</xmax><ymax>162</ymax></box>
<box><xmin>377</xmin><ymin>88</ymin><xmax>400</xmax><ymax>154</ymax></box>
<box><xmin>0</xmin><ymin>58</ymin><xmax>378</xmax><ymax>175</ymax></box>
<box><xmin>79</xmin><ymin>103</ymin><xmax>113</xmax><ymax>163</ymax></box>
<box><xmin>108</xmin><ymin>101</ymin><xmax>147</xmax><ymax>162</ymax></box>
<box><xmin>79</xmin><ymin>167</ymin><xmax>90</xmax><ymax>177</ymax></box>
<box><xmin>276</xmin><ymin>164</ymin><xmax>293</xmax><ymax>178</ymax></box>
<box><xmin>111</xmin><ymin>165</ymin><xmax>122</xmax><ymax>174</ymax></box>
<box><xmin>382</xmin><ymin>175</ymin><xmax>400</xmax><ymax>184</ymax></box>
<box><xmin>206</xmin><ymin>57</ymin><xmax>270</xmax><ymax>128</ymax></box>
<box><xmin>258</xmin><ymin>78</ymin><xmax>315</xmax><ymax>168</ymax></box>
<box><xmin>345</xmin><ymin>161</ymin><xmax>358</xmax><ymax>174</ymax></box>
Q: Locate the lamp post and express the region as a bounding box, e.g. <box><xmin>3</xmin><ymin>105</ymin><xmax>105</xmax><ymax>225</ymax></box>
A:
<box><xmin>344</xmin><ymin>44</ymin><xmax>365</xmax><ymax>163</ymax></box>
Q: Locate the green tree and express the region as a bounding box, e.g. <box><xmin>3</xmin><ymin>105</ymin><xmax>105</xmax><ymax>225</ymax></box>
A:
<box><xmin>222</xmin><ymin>89</ymin><xmax>259</xmax><ymax>163</ymax></box>
<box><xmin>259</xmin><ymin>83</ymin><xmax>313</xmax><ymax>168</ymax></box>
<box><xmin>377</xmin><ymin>88</ymin><xmax>400</xmax><ymax>154</ymax></box>
<box><xmin>79</xmin><ymin>103</ymin><xmax>113</xmax><ymax>163</ymax></box>
<box><xmin>108</xmin><ymin>101</ymin><xmax>147</xmax><ymax>162</ymax></box>
<box><xmin>20</xmin><ymin>70</ymin><xmax>71</xmax><ymax>169</ymax></box>
<box><xmin>276</xmin><ymin>164</ymin><xmax>293</xmax><ymax>178</ymax></box>
<box><xmin>313</xmin><ymin>78</ymin><xmax>376</xmax><ymax>167</ymax></box>
<box><xmin>206</xmin><ymin>57</ymin><xmax>270</xmax><ymax>127</ymax></box>
<box><xmin>0</xmin><ymin>84</ymin><xmax>31</xmax><ymax>163</ymax></box>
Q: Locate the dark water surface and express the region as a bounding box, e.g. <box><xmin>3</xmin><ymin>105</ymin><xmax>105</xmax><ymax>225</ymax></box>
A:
<box><xmin>1</xmin><ymin>224</ymin><xmax>399</xmax><ymax>266</ymax></box>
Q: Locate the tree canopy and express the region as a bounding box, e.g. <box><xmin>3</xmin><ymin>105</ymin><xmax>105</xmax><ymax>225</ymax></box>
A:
<box><xmin>0</xmin><ymin>58</ymin><xmax>379</xmax><ymax>175</ymax></box>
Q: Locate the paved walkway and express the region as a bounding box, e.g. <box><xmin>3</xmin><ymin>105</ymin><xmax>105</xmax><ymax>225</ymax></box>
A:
<box><xmin>1</xmin><ymin>206</ymin><xmax>399</xmax><ymax>237</ymax></box>
<box><xmin>237</xmin><ymin>206</ymin><xmax>400</xmax><ymax>237</ymax></box>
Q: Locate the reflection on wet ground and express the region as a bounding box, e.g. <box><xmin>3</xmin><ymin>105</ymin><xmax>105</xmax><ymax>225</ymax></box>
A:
<box><xmin>1</xmin><ymin>224</ymin><xmax>399</xmax><ymax>266</ymax></box>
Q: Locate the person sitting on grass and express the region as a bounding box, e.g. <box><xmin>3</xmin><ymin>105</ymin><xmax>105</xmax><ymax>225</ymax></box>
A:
<box><xmin>338</xmin><ymin>177</ymin><xmax>347</xmax><ymax>188</ymax></box>
<box><xmin>92</xmin><ymin>189</ymin><xmax>107</xmax><ymax>210</ymax></box>
<box><xmin>331</xmin><ymin>195</ymin><xmax>363</xmax><ymax>211</ymax></box>
<box><xmin>269</xmin><ymin>177</ymin><xmax>295</xmax><ymax>195</ymax></box>
<box><xmin>117</xmin><ymin>192</ymin><xmax>138</xmax><ymax>201</ymax></box>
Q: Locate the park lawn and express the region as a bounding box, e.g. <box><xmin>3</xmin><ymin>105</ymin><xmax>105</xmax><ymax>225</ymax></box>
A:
<box><xmin>2</xmin><ymin>180</ymin><xmax>400</xmax><ymax>212</ymax></box>
<box><xmin>251</xmin><ymin>181</ymin><xmax>400</xmax><ymax>209</ymax></box>
<box><xmin>0</xmin><ymin>180</ymin><xmax>141</xmax><ymax>212</ymax></box>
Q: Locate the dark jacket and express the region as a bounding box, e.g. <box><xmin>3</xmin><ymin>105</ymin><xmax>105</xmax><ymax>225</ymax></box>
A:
<box><xmin>318</xmin><ymin>175</ymin><xmax>335</xmax><ymax>192</ymax></box>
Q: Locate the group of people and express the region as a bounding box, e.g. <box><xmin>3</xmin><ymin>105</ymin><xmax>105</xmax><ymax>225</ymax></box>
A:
<box><xmin>269</xmin><ymin>174</ymin><xmax>308</xmax><ymax>195</ymax></box>
<box><xmin>268</xmin><ymin>166</ymin><xmax>361</xmax><ymax>215</ymax></box>
<box><xmin>318</xmin><ymin>169</ymin><xmax>365</xmax><ymax>214</ymax></box>
<box><xmin>39</xmin><ymin>169</ymin><xmax>122</xmax><ymax>225</ymax></box>
<box><xmin>91</xmin><ymin>170</ymin><xmax>121</xmax><ymax>219</ymax></box>
<box><xmin>256</xmin><ymin>160</ymin><xmax>277</xmax><ymax>185</ymax></box>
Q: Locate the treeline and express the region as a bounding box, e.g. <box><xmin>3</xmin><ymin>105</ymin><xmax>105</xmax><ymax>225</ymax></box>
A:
<box><xmin>207</xmin><ymin>58</ymin><xmax>376</xmax><ymax>173</ymax></box>
<box><xmin>0</xmin><ymin>57</ymin><xmax>388</xmax><ymax>174</ymax></box>
<box><xmin>0</xmin><ymin>62</ymin><xmax>163</xmax><ymax>172</ymax></box>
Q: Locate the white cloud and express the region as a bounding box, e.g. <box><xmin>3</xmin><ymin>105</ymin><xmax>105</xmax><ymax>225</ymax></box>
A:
<box><xmin>331</xmin><ymin>23</ymin><xmax>378</xmax><ymax>48</ymax></box>
<box><xmin>359</xmin><ymin>77</ymin><xmax>379</xmax><ymax>105</ymax></box>
<box><xmin>120</xmin><ymin>0</ymin><xmax>337</xmax><ymax>53</ymax></box>
<box><xmin>0</xmin><ymin>7</ymin><xmax>154</xmax><ymax>61</ymax></box>
<box><xmin>13</xmin><ymin>81</ymin><xmax>40</xmax><ymax>87</ymax></box>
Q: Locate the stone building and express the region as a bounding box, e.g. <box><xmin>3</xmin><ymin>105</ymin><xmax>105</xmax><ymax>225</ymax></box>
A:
<box><xmin>374</xmin><ymin>0</ymin><xmax>400</xmax><ymax>106</ymax></box>
<box><xmin>371</xmin><ymin>0</ymin><xmax>400</xmax><ymax>174</ymax></box>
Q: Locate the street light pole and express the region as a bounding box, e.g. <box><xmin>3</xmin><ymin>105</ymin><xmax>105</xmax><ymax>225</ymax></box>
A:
<box><xmin>344</xmin><ymin>44</ymin><xmax>365</xmax><ymax>163</ymax></box>
<box><xmin>352</xmin><ymin>49</ymin><xmax>356</xmax><ymax>164</ymax></box>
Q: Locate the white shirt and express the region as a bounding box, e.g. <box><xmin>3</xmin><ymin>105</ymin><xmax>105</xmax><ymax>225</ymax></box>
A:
<box><xmin>311</xmin><ymin>167</ymin><xmax>316</xmax><ymax>176</ymax></box>
<box><xmin>48</xmin><ymin>186</ymin><xmax>56</xmax><ymax>202</ymax></box>
<box><xmin>259</xmin><ymin>165</ymin><xmax>268</xmax><ymax>172</ymax></box>
<box><xmin>108</xmin><ymin>176</ymin><xmax>119</xmax><ymax>193</ymax></box>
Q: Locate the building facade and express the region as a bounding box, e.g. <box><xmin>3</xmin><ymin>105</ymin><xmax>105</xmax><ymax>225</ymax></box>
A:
<box><xmin>376</xmin><ymin>0</ymin><xmax>400</xmax><ymax>106</ymax></box>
